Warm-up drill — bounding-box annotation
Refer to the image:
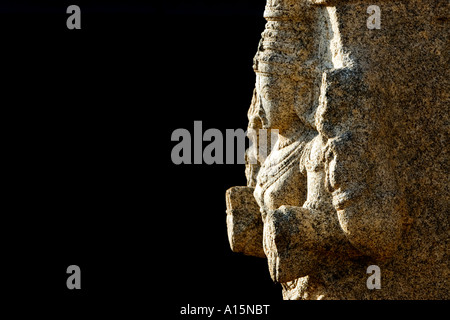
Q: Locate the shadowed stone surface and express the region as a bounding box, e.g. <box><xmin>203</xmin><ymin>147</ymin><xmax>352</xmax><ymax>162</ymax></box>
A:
<box><xmin>226</xmin><ymin>0</ymin><xmax>449</xmax><ymax>299</ymax></box>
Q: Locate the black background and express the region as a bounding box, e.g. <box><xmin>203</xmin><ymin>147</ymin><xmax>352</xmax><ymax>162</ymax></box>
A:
<box><xmin>3</xmin><ymin>0</ymin><xmax>280</xmax><ymax>315</ymax></box>
<box><xmin>2</xmin><ymin>0</ymin><xmax>444</xmax><ymax>317</ymax></box>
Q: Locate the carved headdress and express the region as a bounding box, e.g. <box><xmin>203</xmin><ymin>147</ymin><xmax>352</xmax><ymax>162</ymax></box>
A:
<box><xmin>254</xmin><ymin>0</ymin><xmax>318</xmax><ymax>129</ymax></box>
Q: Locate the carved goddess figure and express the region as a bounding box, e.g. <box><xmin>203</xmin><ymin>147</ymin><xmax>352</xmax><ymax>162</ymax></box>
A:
<box><xmin>226</xmin><ymin>1</ymin><xmax>316</xmax><ymax>254</ymax></box>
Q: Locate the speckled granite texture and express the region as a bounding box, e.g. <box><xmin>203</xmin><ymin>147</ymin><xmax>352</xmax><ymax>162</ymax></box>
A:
<box><xmin>226</xmin><ymin>0</ymin><xmax>449</xmax><ymax>299</ymax></box>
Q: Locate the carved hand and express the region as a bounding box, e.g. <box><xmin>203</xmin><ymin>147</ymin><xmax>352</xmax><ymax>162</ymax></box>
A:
<box><xmin>263</xmin><ymin>205</ymin><xmax>320</xmax><ymax>283</ymax></box>
<box><xmin>225</xmin><ymin>186</ymin><xmax>266</xmax><ymax>258</ymax></box>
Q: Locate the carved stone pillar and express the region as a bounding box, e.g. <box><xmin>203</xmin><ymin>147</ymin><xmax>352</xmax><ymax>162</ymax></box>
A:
<box><xmin>226</xmin><ymin>0</ymin><xmax>449</xmax><ymax>299</ymax></box>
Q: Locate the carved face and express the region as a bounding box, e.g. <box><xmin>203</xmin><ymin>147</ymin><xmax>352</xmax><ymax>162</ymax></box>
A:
<box><xmin>256</xmin><ymin>73</ymin><xmax>297</xmax><ymax>132</ymax></box>
<box><xmin>323</xmin><ymin>134</ymin><xmax>366</xmax><ymax>211</ymax></box>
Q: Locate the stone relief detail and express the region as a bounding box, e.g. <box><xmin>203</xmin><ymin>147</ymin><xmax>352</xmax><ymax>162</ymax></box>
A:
<box><xmin>226</xmin><ymin>0</ymin><xmax>449</xmax><ymax>299</ymax></box>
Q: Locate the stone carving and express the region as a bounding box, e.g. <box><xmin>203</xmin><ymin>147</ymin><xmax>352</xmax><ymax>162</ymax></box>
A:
<box><xmin>226</xmin><ymin>0</ymin><xmax>449</xmax><ymax>299</ymax></box>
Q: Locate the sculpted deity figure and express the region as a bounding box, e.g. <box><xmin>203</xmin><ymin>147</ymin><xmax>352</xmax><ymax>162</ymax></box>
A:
<box><xmin>228</xmin><ymin>0</ymin><xmax>358</xmax><ymax>299</ymax></box>
<box><xmin>227</xmin><ymin>0</ymin><xmax>316</xmax><ymax>261</ymax></box>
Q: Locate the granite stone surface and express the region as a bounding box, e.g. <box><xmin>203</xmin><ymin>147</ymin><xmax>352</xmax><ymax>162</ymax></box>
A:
<box><xmin>226</xmin><ymin>0</ymin><xmax>449</xmax><ymax>299</ymax></box>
